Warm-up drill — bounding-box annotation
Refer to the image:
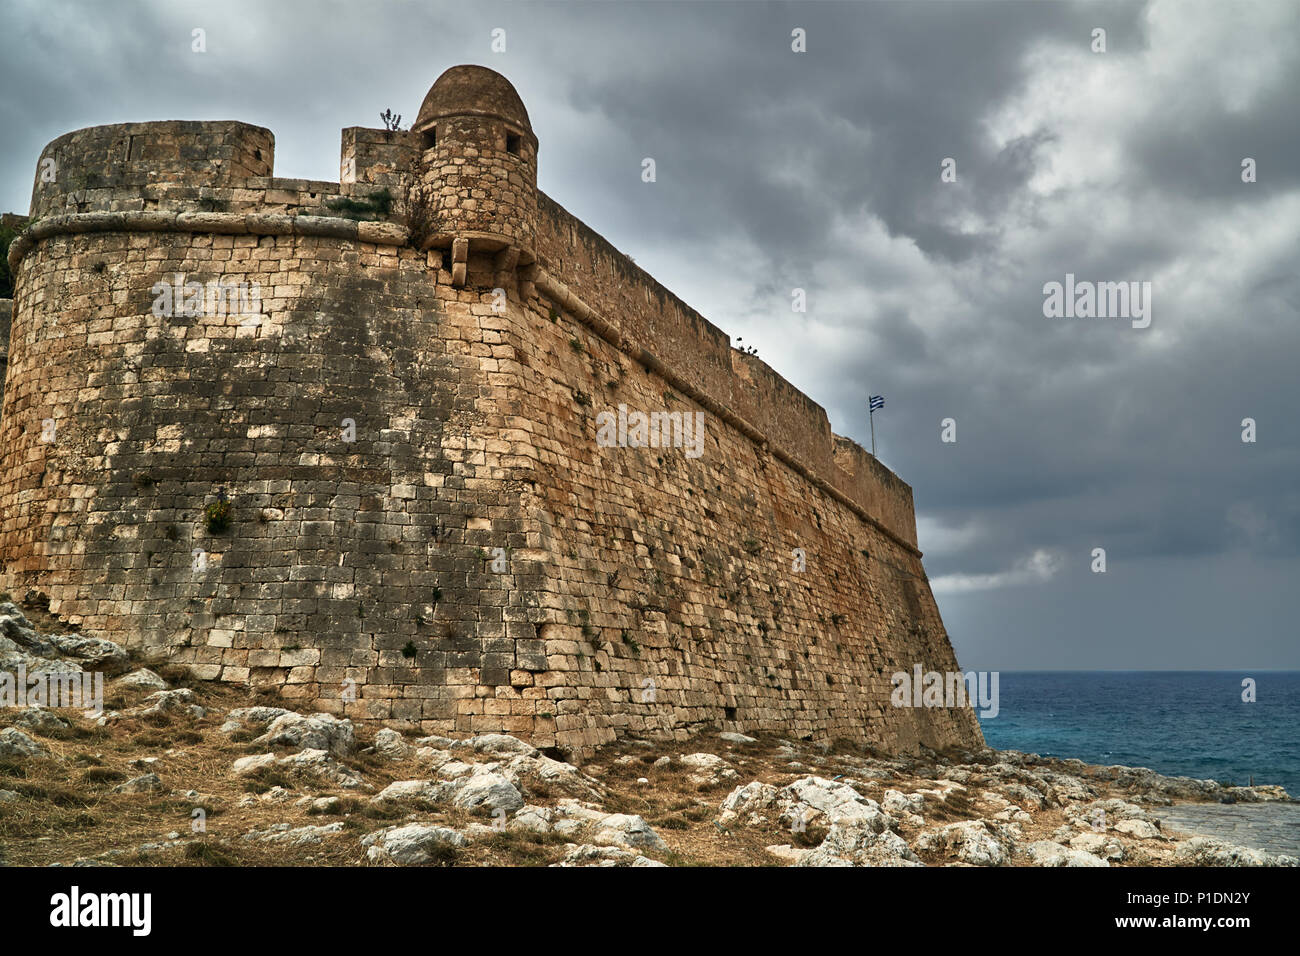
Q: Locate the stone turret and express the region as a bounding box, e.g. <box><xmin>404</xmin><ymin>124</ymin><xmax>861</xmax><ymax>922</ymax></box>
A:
<box><xmin>411</xmin><ymin>65</ymin><xmax>538</xmax><ymax>286</ymax></box>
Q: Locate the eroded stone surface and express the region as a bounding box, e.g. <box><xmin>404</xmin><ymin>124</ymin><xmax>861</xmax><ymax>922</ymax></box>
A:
<box><xmin>0</xmin><ymin>69</ymin><xmax>981</xmax><ymax>759</ymax></box>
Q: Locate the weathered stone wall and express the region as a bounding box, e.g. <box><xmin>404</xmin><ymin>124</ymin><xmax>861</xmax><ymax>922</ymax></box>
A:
<box><xmin>340</xmin><ymin>127</ymin><xmax>417</xmax><ymax>215</ymax></box>
<box><xmin>450</xmin><ymin>205</ymin><xmax>979</xmax><ymax>753</ymax></box>
<box><xmin>528</xmin><ymin>194</ymin><xmax>919</xmax><ymax>550</ymax></box>
<box><xmin>0</xmin><ymin>225</ymin><xmax>538</xmax><ymax>731</ymax></box>
<box><xmin>30</xmin><ymin>121</ymin><xmax>274</xmax><ymax>219</ymax></box>
<box><xmin>0</xmin><ymin>96</ymin><xmax>981</xmax><ymax>756</ymax></box>
<box><xmin>0</xmin><ymin>299</ymin><xmax>11</xmax><ymax>409</ymax></box>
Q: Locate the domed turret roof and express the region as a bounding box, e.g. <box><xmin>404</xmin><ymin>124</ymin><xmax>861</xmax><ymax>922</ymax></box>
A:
<box><xmin>415</xmin><ymin>65</ymin><xmax>532</xmax><ymax>133</ymax></box>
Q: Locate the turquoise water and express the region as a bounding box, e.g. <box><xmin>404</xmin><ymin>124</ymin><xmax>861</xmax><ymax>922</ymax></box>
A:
<box><xmin>976</xmin><ymin>671</ymin><xmax>1300</xmax><ymax>797</ymax></box>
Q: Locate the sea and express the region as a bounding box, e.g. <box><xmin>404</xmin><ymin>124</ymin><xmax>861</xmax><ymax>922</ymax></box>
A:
<box><xmin>976</xmin><ymin>671</ymin><xmax>1300</xmax><ymax>798</ymax></box>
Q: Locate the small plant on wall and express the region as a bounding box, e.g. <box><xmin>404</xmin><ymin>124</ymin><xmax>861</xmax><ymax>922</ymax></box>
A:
<box><xmin>204</xmin><ymin>487</ymin><xmax>232</xmax><ymax>533</ymax></box>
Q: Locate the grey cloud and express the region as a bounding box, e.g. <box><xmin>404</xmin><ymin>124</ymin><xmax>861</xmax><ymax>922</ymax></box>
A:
<box><xmin>1</xmin><ymin>0</ymin><xmax>1295</xmax><ymax>667</ymax></box>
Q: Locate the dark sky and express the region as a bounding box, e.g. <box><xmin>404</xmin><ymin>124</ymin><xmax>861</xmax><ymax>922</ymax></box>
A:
<box><xmin>2</xmin><ymin>1</ymin><xmax>1296</xmax><ymax>669</ymax></box>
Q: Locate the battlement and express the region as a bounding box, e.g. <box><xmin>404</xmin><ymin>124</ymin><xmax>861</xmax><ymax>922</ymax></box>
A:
<box><xmin>0</xmin><ymin>65</ymin><xmax>975</xmax><ymax>755</ymax></box>
<box><xmin>30</xmin><ymin>121</ymin><xmax>273</xmax><ymax>219</ymax></box>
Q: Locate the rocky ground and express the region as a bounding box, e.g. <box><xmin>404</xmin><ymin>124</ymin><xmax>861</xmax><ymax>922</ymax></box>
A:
<box><xmin>1</xmin><ymin>600</ymin><xmax>1296</xmax><ymax>867</ymax></box>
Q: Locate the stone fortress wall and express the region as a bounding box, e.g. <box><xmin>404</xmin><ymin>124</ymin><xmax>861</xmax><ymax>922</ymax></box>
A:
<box><xmin>0</xmin><ymin>297</ymin><xmax>10</xmax><ymax>406</ymax></box>
<box><xmin>0</xmin><ymin>66</ymin><xmax>982</xmax><ymax>756</ymax></box>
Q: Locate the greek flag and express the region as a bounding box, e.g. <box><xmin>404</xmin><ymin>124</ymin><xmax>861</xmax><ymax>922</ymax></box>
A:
<box><xmin>869</xmin><ymin>395</ymin><xmax>885</xmax><ymax>411</ymax></box>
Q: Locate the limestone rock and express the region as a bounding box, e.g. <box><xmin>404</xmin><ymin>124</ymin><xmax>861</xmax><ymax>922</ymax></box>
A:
<box><xmin>505</xmin><ymin>753</ymin><xmax>603</xmax><ymax>801</ymax></box>
<box><xmin>552</xmin><ymin>798</ymin><xmax>609</xmax><ymax>826</ymax></box>
<box><xmin>590</xmin><ymin>813</ymin><xmax>668</xmax><ymax>851</ymax></box>
<box><xmin>452</xmin><ymin>770</ymin><xmax>525</xmax><ymax>814</ymax></box>
<box><xmin>679</xmin><ymin>752</ymin><xmax>739</xmax><ymax>787</ymax></box>
<box><xmin>510</xmin><ymin>805</ymin><xmax>555</xmax><ymax>833</ymax></box>
<box><xmin>0</xmin><ymin>727</ymin><xmax>45</xmax><ymax>757</ymax></box>
<box><xmin>1173</xmin><ymin>837</ymin><xmax>1298</xmax><ymax>867</ymax></box>
<box><xmin>993</xmin><ymin>807</ymin><xmax>1032</xmax><ymax>824</ymax></box>
<box><xmin>1110</xmin><ymin>766</ymin><xmax>1227</xmax><ymax>802</ymax></box>
<box><xmin>232</xmin><ymin>753</ymin><xmax>278</xmax><ymax>776</ymax></box>
<box><xmin>255</xmin><ymin>712</ymin><xmax>356</xmax><ymax>757</ymax></box>
<box><xmin>242</xmin><ymin>822</ymin><xmax>344</xmax><ymax>845</ymax></box>
<box><xmin>882</xmin><ymin>789</ymin><xmax>926</xmax><ymax>817</ymax></box>
<box><xmin>454</xmin><ymin>733</ymin><xmax>538</xmax><ymax>757</ymax></box>
<box><xmin>721</xmin><ymin>775</ymin><xmax>895</xmax><ymax>835</ymax></box>
<box><xmin>552</xmin><ymin>819</ymin><xmax>584</xmax><ymax>838</ymax></box>
<box><xmin>1035</xmin><ymin>771</ymin><xmax>1095</xmax><ymax>805</ymax></box>
<box><xmin>998</xmin><ymin>782</ymin><xmax>1046</xmax><ymax>809</ymax></box>
<box><xmin>135</xmin><ymin>688</ymin><xmax>205</xmax><ymax>719</ymax></box>
<box><xmin>373</xmin><ymin>728</ymin><xmax>411</xmax><ymax>760</ymax></box>
<box><xmin>1069</xmin><ymin>831</ymin><xmax>1126</xmax><ymax>861</ymax></box>
<box><xmin>848</xmin><ymin>763</ymin><xmax>895</xmax><ymax>781</ymax></box>
<box><xmin>1113</xmin><ymin>819</ymin><xmax>1164</xmax><ymax>840</ymax></box>
<box><xmin>1076</xmin><ymin>797</ymin><xmax>1153</xmax><ymax>823</ymax></box>
<box><xmin>232</xmin><ymin>748</ymin><xmax>367</xmax><ymax>790</ymax></box>
<box><xmin>719</xmin><ymin>781</ymin><xmax>781</xmax><ymax>827</ymax></box>
<box><xmin>0</xmin><ymin>602</ymin><xmax>33</xmax><ymax>628</ymax></box>
<box><xmin>0</xmin><ymin>607</ymin><xmax>58</xmax><ymax>659</ymax></box>
<box><xmin>277</xmin><ymin>749</ymin><xmax>369</xmax><ymax>790</ymax></box>
<box><xmin>765</xmin><ymin>844</ymin><xmax>806</xmax><ymax>863</ymax></box>
<box><xmin>781</xmin><ymin>776</ymin><xmax>890</xmax><ymax>829</ymax></box>
<box><xmin>225</xmin><ymin>706</ymin><xmax>293</xmax><ymax>729</ymax></box>
<box><xmin>362</xmin><ymin>823</ymin><xmax>468</xmax><ymax>864</ymax></box>
<box><xmin>113</xmin><ymin>773</ymin><xmax>163</xmax><ymax>794</ymax></box>
<box><xmin>414</xmin><ymin>747</ymin><xmax>456</xmax><ymax>771</ymax></box>
<box><xmin>436</xmin><ymin>760</ymin><xmax>477</xmax><ymax>779</ymax></box>
<box><xmin>1025</xmin><ymin>840</ymin><xmax>1110</xmax><ymax>867</ymax></box>
<box><xmin>720</xmin><ymin>732</ymin><xmax>758</xmax><ymax>744</ymax></box>
<box><xmin>9</xmin><ymin>707</ymin><xmax>71</xmax><ymax>732</ymax></box>
<box><xmin>116</xmin><ymin>669</ymin><xmax>168</xmax><ymax>690</ymax></box>
<box><xmin>370</xmin><ymin>780</ymin><xmax>452</xmax><ymax>809</ymax></box>
<box><xmin>552</xmin><ymin>843</ymin><xmax>666</xmax><ymax>867</ymax></box>
<box><xmin>545</xmin><ymin>799</ymin><xmax>667</xmax><ymax>852</ymax></box>
<box><xmin>916</xmin><ymin>820</ymin><xmax>1010</xmax><ymax>866</ymax></box>
<box><xmin>798</xmin><ymin>820</ymin><xmax>922</xmax><ymax>867</ymax></box>
<box><xmin>45</xmin><ymin>633</ymin><xmax>129</xmax><ymax>673</ymax></box>
<box><xmin>0</xmin><ymin>633</ymin><xmax>83</xmax><ymax>676</ymax></box>
<box><xmin>1221</xmin><ymin>784</ymin><xmax>1292</xmax><ymax>803</ymax></box>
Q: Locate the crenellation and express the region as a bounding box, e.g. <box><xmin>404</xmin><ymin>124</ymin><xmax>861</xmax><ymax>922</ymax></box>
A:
<box><xmin>30</xmin><ymin>121</ymin><xmax>275</xmax><ymax>219</ymax></box>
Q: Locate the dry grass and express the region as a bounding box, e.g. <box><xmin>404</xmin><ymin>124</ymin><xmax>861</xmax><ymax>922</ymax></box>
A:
<box><xmin>0</xmin><ymin>627</ymin><xmax>1204</xmax><ymax>867</ymax></box>
<box><xmin>1</xmin><ymin>695</ymin><xmax>815</xmax><ymax>866</ymax></box>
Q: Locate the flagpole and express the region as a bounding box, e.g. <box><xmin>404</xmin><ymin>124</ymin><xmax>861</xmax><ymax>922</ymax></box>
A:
<box><xmin>870</xmin><ymin>402</ymin><xmax>876</xmax><ymax>457</ymax></box>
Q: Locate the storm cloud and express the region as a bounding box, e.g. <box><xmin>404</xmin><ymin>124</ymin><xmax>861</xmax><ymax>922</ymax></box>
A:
<box><xmin>2</xmin><ymin>0</ymin><xmax>1296</xmax><ymax>669</ymax></box>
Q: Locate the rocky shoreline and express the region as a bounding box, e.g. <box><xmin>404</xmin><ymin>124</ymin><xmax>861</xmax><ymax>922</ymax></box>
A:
<box><xmin>1</xmin><ymin>601</ymin><xmax>1295</xmax><ymax>867</ymax></box>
